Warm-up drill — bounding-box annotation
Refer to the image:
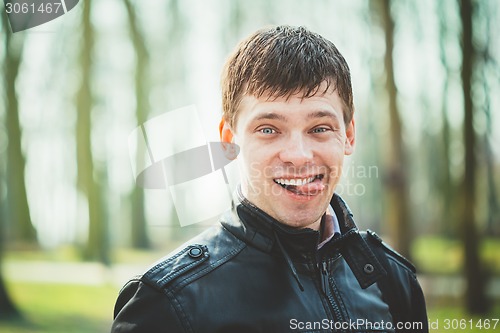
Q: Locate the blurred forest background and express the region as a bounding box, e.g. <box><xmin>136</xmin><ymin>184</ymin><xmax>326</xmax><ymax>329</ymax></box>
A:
<box><xmin>1</xmin><ymin>0</ymin><xmax>499</xmax><ymax>332</ymax></box>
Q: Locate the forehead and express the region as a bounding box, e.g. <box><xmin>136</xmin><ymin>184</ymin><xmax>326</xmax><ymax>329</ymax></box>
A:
<box><xmin>235</xmin><ymin>86</ymin><xmax>345</xmax><ymax>127</ymax></box>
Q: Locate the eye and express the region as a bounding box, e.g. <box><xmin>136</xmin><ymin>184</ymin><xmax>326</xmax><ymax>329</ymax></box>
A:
<box><xmin>310</xmin><ymin>127</ymin><xmax>330</xmax><ymax>134</ymax></box>
<box><xmin>259</xmin><ymin>127</ymin><xmax>277</xmax><ymax>135</ymax></box>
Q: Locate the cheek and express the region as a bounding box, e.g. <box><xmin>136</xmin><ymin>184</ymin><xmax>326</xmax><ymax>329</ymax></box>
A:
<box><xmin>332</xmin><ymin>132</ymin><xmax>347</xmax><ymax>146</ymax></box>
<box><xmin>324</xmin><ymin>151</ymin><xmax>345</xmax><ymax>179</ymax></box>
<box><xmin>330</xmin><ymin>166</ymin><xmax>344</xmax><ymax>181</ymax></box>
<box><xmin>238</xmin><ymin>149</ymin><xmax>264</xmax><ymax>180</ymax></box>
<box><xmin>317</xmin><ymin>137</ymin><xmax>343</xmax><ymax>156</ymax></box>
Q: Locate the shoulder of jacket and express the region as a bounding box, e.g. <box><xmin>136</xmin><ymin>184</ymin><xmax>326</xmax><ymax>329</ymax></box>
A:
<box><xmin>140</xmin><ymin>226</ymin><xmax>246</xmax><ymax>291</ymax></box>
<box><xmin>361</xmin><ymin>229</ymin><xmax>416</xmax><ymax>274</ymax></box>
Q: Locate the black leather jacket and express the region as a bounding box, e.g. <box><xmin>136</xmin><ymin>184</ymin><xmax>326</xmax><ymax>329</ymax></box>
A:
<box><xmin>112</xmin><ymin>191</ymin><xmax>428</xmax><ymax>333</ymax></box>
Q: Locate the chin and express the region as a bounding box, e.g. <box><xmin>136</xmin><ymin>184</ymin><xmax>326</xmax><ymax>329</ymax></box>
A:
<box><xmin>273</xmin><ymin>207</ymin><xmax>323</xmax><ymax>228</ymax></box>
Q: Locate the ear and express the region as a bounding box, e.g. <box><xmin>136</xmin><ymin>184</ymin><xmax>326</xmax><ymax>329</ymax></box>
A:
<box><xmin>219</xmin><ymin>118</ymin><xmax>239</xmax><ymax>160</ymax></box>
<box><xmin>344</xmin><ymin>117</ymin><xmax>356</xmax><ymax>155</ymax></box>
<box><xmin>219</xmin><ymin>118</ymin><xmax>234</xmax><ymax>143</ymax></box>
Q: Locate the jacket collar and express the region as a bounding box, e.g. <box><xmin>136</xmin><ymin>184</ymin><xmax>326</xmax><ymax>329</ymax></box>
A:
<box><xmin>220</xmin><ymin>186</ymin><xmax>388</xmax><ymax>289</ymax></box>
<box><xmin>220</xmin><ymin>186</ymin><xmax>360</xmax><ymax>261</ymax></box>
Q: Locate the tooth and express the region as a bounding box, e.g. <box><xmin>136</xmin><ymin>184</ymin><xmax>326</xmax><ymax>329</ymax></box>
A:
<box><xmin>275</xmin><ymin>177</ymin><xmax>321</xmax><ymax>186</ymax></box>
<box><xmin>278</xmin><ymin>179</ymin><xmax>286</xmax><ymax>185</ymax></box>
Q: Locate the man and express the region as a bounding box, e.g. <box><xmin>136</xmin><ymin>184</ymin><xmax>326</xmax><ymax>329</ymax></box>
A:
<box><xmin>111</xmin><ymin>25</ymin><xmax>428</xmax><ymax>333</ymax></box>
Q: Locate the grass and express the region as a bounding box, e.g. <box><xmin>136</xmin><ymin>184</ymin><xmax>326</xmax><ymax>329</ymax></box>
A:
<box><xmin>4</xmin><ymin>245</ymin><xmax>167</xmax><ymax>265</ymax></box>
<box><xmin>412</xmin><ymin>236</ymin><xmax>500</xmax><ymax>275</ymax></box>
<box><xmin>0</xmin><ymin>281</ymin><xmax>116</xmax><ymax>333</ymax></box>
<box><xmin>427</xmin><ymin>303</ymin><xmax>500</xmax><ymax>333</ymax></box>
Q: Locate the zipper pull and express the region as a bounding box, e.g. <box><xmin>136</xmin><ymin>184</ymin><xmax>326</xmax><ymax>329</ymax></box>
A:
<box><xmin>320</xmin><ymin>261</ymin><xmax>329</xmax><ymax>294</ymax></box>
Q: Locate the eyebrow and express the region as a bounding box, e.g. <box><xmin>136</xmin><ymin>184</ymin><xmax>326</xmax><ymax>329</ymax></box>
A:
<box><xmin>251</xmin><ymin>110</ymin><xmax>340</xmax><ymax>123</ymax></box>
<box><xmin>307</xmin><ymin>110</ymin><xmax>340</xmax><ymax>121</ymax></box>
<box><xmin>252</xmin><ymin>112</ymin><xmax>288</xmax><ymax>122</ymax></box>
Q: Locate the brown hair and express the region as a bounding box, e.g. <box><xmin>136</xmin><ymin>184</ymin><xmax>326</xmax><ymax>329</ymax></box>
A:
<box><xmin>221</xmin><ymin>25</ymin><xmax>354</xmax><ymax>128</ymax></box>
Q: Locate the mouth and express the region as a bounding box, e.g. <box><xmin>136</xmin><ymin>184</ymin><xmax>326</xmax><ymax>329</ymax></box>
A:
<box><xmin>273</xmin><ymin>174</ymin><xmax>325</xmax><ymax>196</ymax></box>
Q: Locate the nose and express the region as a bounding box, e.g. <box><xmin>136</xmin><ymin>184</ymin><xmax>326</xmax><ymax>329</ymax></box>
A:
<box><xmin>279</xmin><ymin>133</ymin><xmax>313</xmax><ymax>166</ymax></box>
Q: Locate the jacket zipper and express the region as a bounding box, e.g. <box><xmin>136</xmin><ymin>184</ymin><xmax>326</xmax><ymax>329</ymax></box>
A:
<box><xmin>319</xmin><ymin>260</ymin><xmax>346</xmax><ymax>332</ymax></box>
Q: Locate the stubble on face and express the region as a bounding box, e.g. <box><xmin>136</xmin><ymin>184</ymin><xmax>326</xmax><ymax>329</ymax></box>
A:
<box><xmin>230</xmin><ymin>87</ymin><xmax>354</xmax><ymax>230</ymax></box>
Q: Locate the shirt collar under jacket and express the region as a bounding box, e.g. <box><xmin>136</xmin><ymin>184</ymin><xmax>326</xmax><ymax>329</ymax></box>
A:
<box><xmin>317</xmin><ymin>205</ymin><xmax>340</xmax><ymax>249</ymax></box>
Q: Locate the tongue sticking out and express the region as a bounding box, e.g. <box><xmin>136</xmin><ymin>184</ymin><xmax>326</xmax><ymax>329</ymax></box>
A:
<box><xmin>285</xmin><ymin>178</ymin><xmax>325</xmax><ymax>196</ymax></box>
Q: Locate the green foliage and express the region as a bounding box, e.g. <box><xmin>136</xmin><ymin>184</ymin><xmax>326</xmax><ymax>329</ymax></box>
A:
<box><xmin>4</xmin><ymin>246</ymin><xmax>83</xmax><ymax>263</ymax></box>
<box><xmin>413</xmin><ymin>236</ymin><xmax>500</xmax><ymax>275</ymax></box>
<box><xmin>0</xmin><ymin>282</ymin><xmax>116</xmax><ymax>333</ymax></box>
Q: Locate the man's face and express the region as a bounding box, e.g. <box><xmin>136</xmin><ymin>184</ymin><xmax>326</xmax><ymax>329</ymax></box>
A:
<box><xmin>222</xmin><ymin>85</ymin><xmax>355</xmax><ymax>230</ymax></box>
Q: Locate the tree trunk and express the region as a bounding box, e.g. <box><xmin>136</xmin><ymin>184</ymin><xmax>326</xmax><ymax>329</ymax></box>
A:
<box><xmin>437</xmin><ymin>0</ymin><xmax>456</xmax><ymax>237</ymax></box>
<box><xmin>164</xmin><ymin>0</ymin><xmax>191</xmax><ymax>241</ymax></box>
<box><xmin>0</xmin><ymin>15</ymin><xmax>22</xmax><ymax>312</ymax></box>
<box><xmin>459</xmin><ymin>0</ymin><xmax>488</xmax><ymax>314</ymax></box>
<box><xmin>124</xmin><ymin>0</ymin><xmax>151</xmax><ymax>249</ymax></box>
<box><xmin>0</xmin><ymin>229</ymin><xmax>21</xmax><ymax>320</ymax></box>
<box><xmin>76</xmin><ymin>0</ymin><xmax>110</xmax><ymax>264</ymax></box>
<box><xmin>0</xmin><ymin>274</ymin><xmax>21</xmax><ymax>320</ymax></box>
<box><xmin>477</xmin><ymin>4</ymin><xmax>500</xmax><ymax>237</ymax></box>
<box><xmin>0</xmin><ymin>156</ymin><xmax>21</xmax><ymax>320</ymax></box>
<box><xmin>3</xmin><ymin>9</ymin><xmax>37</xmax><ymax>246</ymax></box>
<box><xmin>378</xmin><ymin>0</ymin><xmax>412</xmax><ymax>259</ymax></box>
